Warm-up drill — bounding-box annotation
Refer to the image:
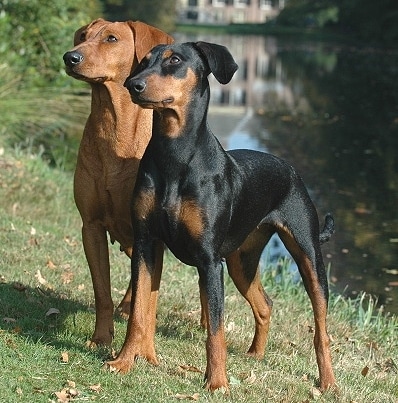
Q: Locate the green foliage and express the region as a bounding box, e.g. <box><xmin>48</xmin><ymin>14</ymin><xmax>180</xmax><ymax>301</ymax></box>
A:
<box><xmin>104</xmin><ymin>0</ymin><xmax>176</xmax><ymax>33</ymax></box>
<box><xmin>0</xmin><ymin>0</ymin><xmax>101</xmax><ymax>166</ymax></box>
<box><xmin>276</xmin><ymin>0</ymin><xmax>339</xmax><ymax>29</ymax></box>
<box><xmin>0</xmin><ymin>0</ymin><xmax>102</xmax><ymax>87</ymax></box>
<box><xmin>276</xmin><ymin>0</ymin><xmax>398</xmax><ymax>45</ymax></box>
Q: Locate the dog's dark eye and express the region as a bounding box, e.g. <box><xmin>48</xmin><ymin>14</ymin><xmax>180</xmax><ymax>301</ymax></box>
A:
<box><xmin>106</xmin><ymin>35</ymin><xmax>118</xmax><ymax>42</ymax></box>
<box><xmin>170</xmin><ymin>55</ymin><xmax>181</xmax><ymax>65</ymax></box>
<box><xmin>79</xmin><ymin>32</ymin><xmax>86</xmax><ymax>42</ymax></box>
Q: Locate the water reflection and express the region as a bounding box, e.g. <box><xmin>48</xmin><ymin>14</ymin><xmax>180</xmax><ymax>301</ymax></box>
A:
<box><xmin>175</xmin><ymin>32</ymin><xmax>398</xmax><ymax>314</ymax></box>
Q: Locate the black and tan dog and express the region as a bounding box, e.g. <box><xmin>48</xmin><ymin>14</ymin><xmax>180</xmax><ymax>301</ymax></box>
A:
<box><xmin>106</xmin><ymin>42</ymin><xmax>336</xmax><ymax>393</ymax></box>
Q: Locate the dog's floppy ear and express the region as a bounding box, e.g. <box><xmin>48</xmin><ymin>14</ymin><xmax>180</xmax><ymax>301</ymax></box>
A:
<box><xmin>73</xmin><ymin>18</ymin><xmax>106</xmax><ymax>46</ymax></box>
<box><xmin>128</xmin><ymin>21</ymin><xmax>174</xmax><ymax>63</ymax></box>
<box><xmin>194</xmin><ymin>41</ymin><xmax>238</xmax><ymax>84</ymax></box>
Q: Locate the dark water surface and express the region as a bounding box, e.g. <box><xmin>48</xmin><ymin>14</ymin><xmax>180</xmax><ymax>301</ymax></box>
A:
<box><xmin>175</xmin><ymin>32</ymin><xmax>398</xmax><ymax>314</ymax></box>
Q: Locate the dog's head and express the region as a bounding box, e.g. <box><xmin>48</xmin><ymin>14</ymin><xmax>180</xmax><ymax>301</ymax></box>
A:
<box><xmin>63</xmin><ymin>18</ymin><xmax>173</xmax><ymax>84</ymax></box>
<box><xmin>124</xmin><ymin>41</ymin><xmax>238</xmax><ymax>110</ymax></box>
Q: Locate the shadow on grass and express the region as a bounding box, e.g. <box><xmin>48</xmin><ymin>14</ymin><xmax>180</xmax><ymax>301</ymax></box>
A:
<box><xmin>0</xmin><ymin>281</ymin><xmax>114</xmax><ymax>361</ymax></box>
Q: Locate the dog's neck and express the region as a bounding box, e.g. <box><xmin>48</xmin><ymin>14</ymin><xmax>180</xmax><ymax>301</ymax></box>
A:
<box><xmin>148</xmin><ymin>81</ymin><xmax>222</xmax><ymax>168</ymax></box>
<box><xmin>88</xmin><ymin>81</ymin><xmax>152</xmax><ymax>160</ymax></box>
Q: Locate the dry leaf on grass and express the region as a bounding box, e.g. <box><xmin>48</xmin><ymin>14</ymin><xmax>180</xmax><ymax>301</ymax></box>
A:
<box><xmin>61</xmin><ymin>271</ymin><xmax>74</xmax><ymax>284</ymax></box>
<box><xmin>361</xmin><ymin>365</ymin><xmax>369</xmax><ymax>377</ymax></box>
<box><xmin>174</xmin><ymin>392</ymin><xmax>200</xmax><ymax>400</ymax></box>
<box><xmin>46</xmin><ymin>260</ymin><xmax>57</xmax><ymax>269</ymax></box>
<box><xmin>60</xmin><ymin>352</ymin><xmax>69</xmax><ymax>363</ymax></box>
<box><xmin>54</xmin><ymin>388</ymin><xmax>70</xmax><ymax>403</ymax></box>
<box><xmin>179</xmin><ymin>365</ymin><xmax>203</xmax><ymax>374</ymax></box>
<box><xmin>310</xmin><ymin>387</ymin><xmax>322</xmax><ymax>399</ymax></box>
<box><xmin>241</xmin><ymin>369</ymin><xmax>257</xmax><ymax>384</ymax></box>
<box><xmin>64</xmin><ymin>236</ymin><xmax>78</xmax><ymax>247</ymax></box>
<box><xmin>35</xmin><ymin>269</ymin><xmax>47</xmax><ymax>285</ymax></box>
<box><xmin>89</xmin><ymin>383</ymin><xmax>101</xmax><ymax>393</ymax></box>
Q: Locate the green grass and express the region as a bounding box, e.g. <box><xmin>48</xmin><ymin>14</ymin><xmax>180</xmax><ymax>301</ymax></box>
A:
<box><xmin>0</xmin><ymin>148</ymin><xmax>397</xmax><ymax>402</ymax></box>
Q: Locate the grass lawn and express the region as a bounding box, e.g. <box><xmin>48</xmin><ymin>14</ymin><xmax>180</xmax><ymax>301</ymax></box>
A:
<box><xmin>0</xmin><ymin>148</ymin><xmax>397</xmax><ymax>402</ymax></box>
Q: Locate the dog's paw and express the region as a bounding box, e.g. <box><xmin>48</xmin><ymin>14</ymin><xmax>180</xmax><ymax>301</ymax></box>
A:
<box><xmin>116</xmin><ymin>302</ymin><xmax>131</xmax><ymax>320</ymax></box>
<box><xmin>104</xmin><ymin>358</ymin><xmax>134</xmax><ymax>374</ymax></box>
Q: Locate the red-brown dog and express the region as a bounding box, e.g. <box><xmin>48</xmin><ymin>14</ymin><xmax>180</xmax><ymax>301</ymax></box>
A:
<box><xmin>63</xmin><ymin>19</ymin><xmax>173</xmax><ymax>347</ymax></box>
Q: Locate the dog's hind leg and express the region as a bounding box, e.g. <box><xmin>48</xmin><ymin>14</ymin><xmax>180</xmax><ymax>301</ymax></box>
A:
<box><xmin>276</xmin><ymin>212</ymin><xmax>335</xmax><ymax>391</ymax></box>
<box><xmin>226</xmin><ymin>225</ymin><xmax>275</xmax><ymax>359</ymax></box>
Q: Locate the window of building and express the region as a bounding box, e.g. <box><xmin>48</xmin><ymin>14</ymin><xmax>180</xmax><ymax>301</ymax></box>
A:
<box><xmin>260</xmin><ymin>0</ymin><xmax>272</xmax><ymax>10</ymax></box>
<box><xmin>235</xmin><ymin>0</ymin><xmax>248</xmax><ymax>7</ymax></box>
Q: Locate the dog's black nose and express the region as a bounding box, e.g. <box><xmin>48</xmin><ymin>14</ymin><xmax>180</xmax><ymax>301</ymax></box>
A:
<box><xmin>130</xmin><ymin>78</ymin><xmax>146</xmax><ymax>93</ymax></box>
<box><xmin>63</xmin><ymin>51</ymin><xmax>84</xmax><ymax>67</ymax></box>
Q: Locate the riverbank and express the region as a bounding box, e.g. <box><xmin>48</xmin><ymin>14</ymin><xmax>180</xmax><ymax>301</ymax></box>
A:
<box><xmin>176</xmin><ymin>22</ymin><xmax>354</xmax><ymax>43</ymax></box>
<box><xmin>0</xmin><ymin>147</ymin><xmax>396</xmax><ymax>401</ymax></box>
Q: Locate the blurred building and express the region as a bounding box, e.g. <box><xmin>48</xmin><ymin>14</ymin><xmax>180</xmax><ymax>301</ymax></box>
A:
<box><xmin>176</xmin><ymin>0</ymin><xmax>285</xmax><ymax>24</ymax></box>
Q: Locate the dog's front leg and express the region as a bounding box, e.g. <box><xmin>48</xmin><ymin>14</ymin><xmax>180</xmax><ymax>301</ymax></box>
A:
<box><xmin>199</xmin><ymin>263</ymin><xmax>229</xmax><ymax>393</ymax></box>
<box><xmin>105</xmin><ymin>240</ymin><xmax>163</xmax><ymax>373</ymax></box>
<box><xmin>82</xmin><ymin>223</ymin><xmax>114</xmax><ymax>347</ymax></box>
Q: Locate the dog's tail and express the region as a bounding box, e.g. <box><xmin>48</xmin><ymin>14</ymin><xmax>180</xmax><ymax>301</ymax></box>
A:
<box><xmin>319</xmin><ymin>213</ymin><xmax>335</xmax><ymax>245</ymax></box>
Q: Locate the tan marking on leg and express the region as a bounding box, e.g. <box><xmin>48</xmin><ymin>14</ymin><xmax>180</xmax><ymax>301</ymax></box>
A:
<box><xmin>278</xmin><ymin>226</ymin><xmax>335</xmax><ymax>390</ymax></box>
<box><xmin>226</xmin><ymin>244</ymin><xmax>272</xmax><ymax>358</ymax></box>
<box><xmin>105</xmin><ymin>244</ymin><xmax>163</xmax><ymax>373</ymax></box>
<box><xmin>201</xmin><ymin>292</ymin><xmax>229</xmax><ymax>392</ymax></box>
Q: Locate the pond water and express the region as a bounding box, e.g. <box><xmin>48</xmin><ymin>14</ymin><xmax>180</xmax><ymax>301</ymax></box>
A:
<box><xmin>175</xmin><ymin>32</ymin><xmax>398</xmax><ymax>315</ymax></box>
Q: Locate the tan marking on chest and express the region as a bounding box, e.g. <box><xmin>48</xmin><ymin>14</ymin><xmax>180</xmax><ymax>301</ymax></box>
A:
<box><xmin>178</xmin><ymin>199</ymin><xmax>204</xmax><ymax>239</ymax></box>
<box><xmin>134</xmin><ymin>188</ymin><xmax>156</xmax><ymax>220</ymax></box>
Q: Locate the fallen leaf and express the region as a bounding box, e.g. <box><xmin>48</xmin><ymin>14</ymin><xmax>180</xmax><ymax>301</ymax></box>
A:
<box><xmin>46</xmin><ymin>308</ymin><xmax>60</xmax><ymax>317</ymax></box>
<box><xmin>66</xmin><ymin>380</ymin><xmax>76</xmax><ymax>388</ymax></box>
<box><xmin>174</xmin><ymin>393</ymin><xmax>200</xmax><ymax>400</ymax></box>
<box><xmin>61</xmin><ymin>271</ymin><xmax>74</xmax><ymax>285</ymax></box>
<box><xmin>89</xmin><ymin>383</ymin><xmax>101</xmax><ymax>393</ymax></box>
<box><xmin>60</xmin><ymin>352</ymin><xmax>69</xmax><ymax>363</ymax></box>
<box><xmin>35</xmin><ymin>270</ymin><xmax>47</xmax><ymax>285</ymax></box>
<box><xmin>310</xmin><ymin>387</ymin><xmax>322</xmax><ymax>399</ymax></box>
<box><xmin>361</xmin><ymin>365</ymin><xmax>369</xmax><ymax>376</ymax></box>
<box><xmin>46</xmin><ymin>260</ymin><xmax>57</xmax><ymax>269</ymax></box>
<box><xmin>367</xmin><ymin>341</ymin><xmax>379</xmax><ymax>350</ymax></box>
<box><xmin>179</xmin><ymin>365</ymin><xmax>203</xmax><ymax>374</ymax></box>
<box><xmin>68</xmin><ymin>388</ymin><xmax>78</xmax><ymax>398</ymax></box>
<box><xmin>54</xmin><ymin>389</ymin><xmax>70</xmax><ymax>403</ymax></box>
<box><xmin>29</xmin><ymin>237</ymin><xmax>39</xmax><ymax>247</ymax></box>
<box><xmin>244</xmin><ymin>370</ymin><xmax>257</xmax><ymax>384</ymax></box>
<box><xmin>64</xmin><ymin>236</ymin><xmax>78</xmax><ymax>247</ymax></box>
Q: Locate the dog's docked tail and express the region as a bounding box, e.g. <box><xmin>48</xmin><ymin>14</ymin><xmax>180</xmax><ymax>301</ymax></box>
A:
<box><xmin>319</xmin><ymin>213</ymin><xmax>335</xmax><ymax>245</ymax></box>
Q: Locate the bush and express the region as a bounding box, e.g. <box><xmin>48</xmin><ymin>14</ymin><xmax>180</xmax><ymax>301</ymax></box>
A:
<box><xmin>0</xmin><ymin>0</ymin><xmax>102</xmax><ymax>88</ymax></box>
